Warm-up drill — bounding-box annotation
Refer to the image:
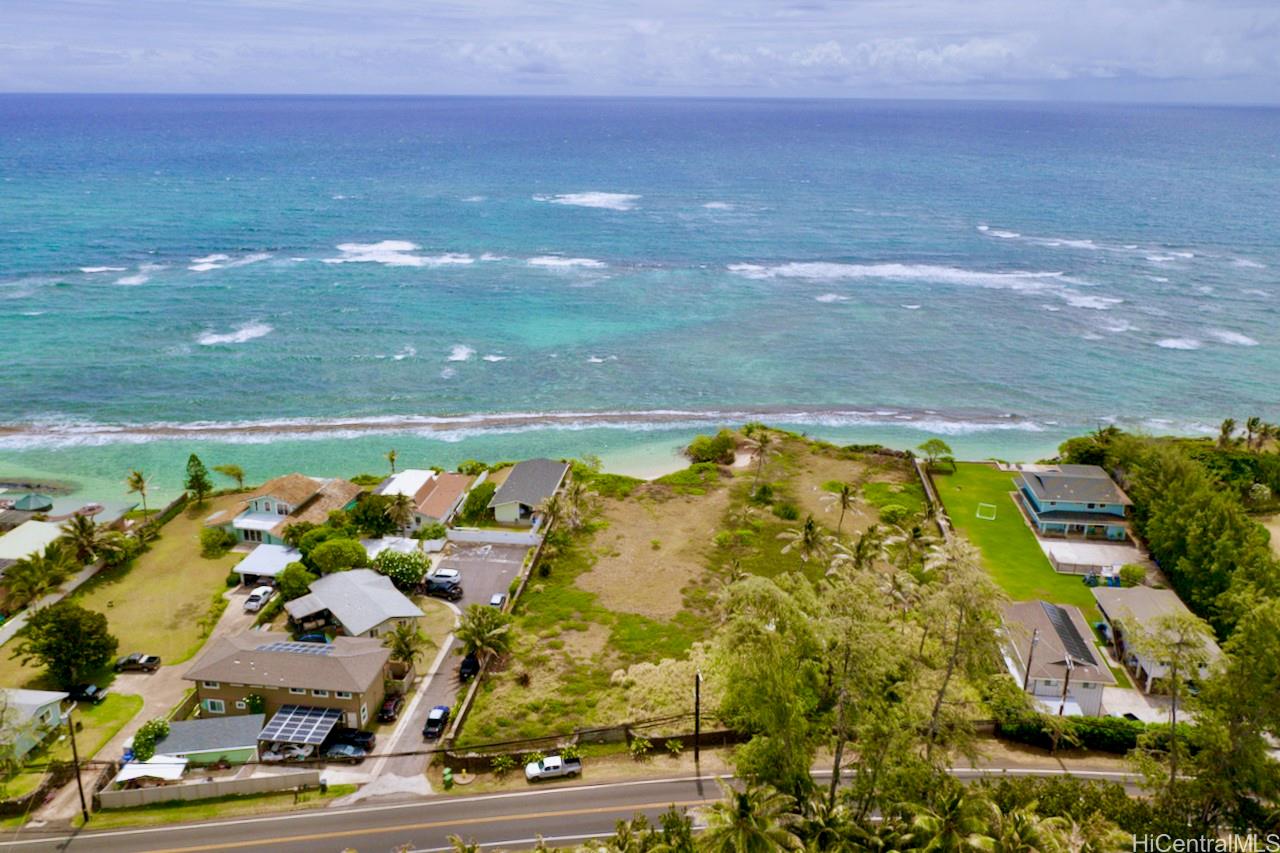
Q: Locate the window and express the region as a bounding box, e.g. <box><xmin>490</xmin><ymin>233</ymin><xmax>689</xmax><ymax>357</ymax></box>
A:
<box><xmin>1087</xmin><ymin>503</ymin><xmax>1096</xmax><ymax>509</ymax></box>
<box><xmin>202</xmin><ymin>681</ymin><xmax>221</xmax><ymax>689</ymax></box>
<box><xmin>335</xmin><ymin>691</ymin><xmax>352</xmax><ymax>699</ymax></box>
<box><xmin>204</xmin><ymin>699</ymin><xmax>226</xmax><ymax>714</ymax></box>
<box><xmin>244</xmin><ymin>529</ymin><xmax>262</xmax><ymax>543</ymax></box>
<box><xmin>235</xmin><ymin>700</ymin><xmax>247</xmax><ymax>710</ymax></box>
<box><xmin>277</xmin><ymin>504</ymin><xmax>288</xmax><ymax>515</ymax></box>
<box><xmin>360</xmin><ymin>704</ymin><xmax>369</xmax><ymax>724</ymax></box>
<box><xmin>312</xmin><ymin>689</ymin><xmax>329</xmax><ymax>698</ymax></box>
<box><xmin>289</xmin><ymin>687</ymin><xmax>306</xmax><ymax>695</ymax></box>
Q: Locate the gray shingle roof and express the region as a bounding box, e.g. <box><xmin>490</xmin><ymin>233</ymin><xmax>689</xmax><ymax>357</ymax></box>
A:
<box><xmin>183</xmin><ymin>631</ymin><xmax>389</xmax><ymax>694</ymax></box>
<box><xmin>283</xmin><ymin>569</ymin><xmax>422</xmax><ymax>636</ymax></box>
<box><xmin>487</xmin><ymin>458</ymin><xmax>569</xmax><ymax>510</ymax></box>
<box><xmin>1020</xmin><ymin>465</ymin><xmax>1131</xmax><ymax>506</ymax></box>
<box><xmin>157</xmin><ymin>714</ymin><xmax>265</xmax><ymax>756</ymax></box>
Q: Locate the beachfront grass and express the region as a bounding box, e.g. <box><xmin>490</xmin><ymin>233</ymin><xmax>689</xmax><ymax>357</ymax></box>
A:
<box><xmin>932</xmin><ymin>462</ymin><xmax>1100</xmax><ymax>619</ymax></box>
<box><xmin>2</xmin><ymin>693</ymin><xmax>144</xmax><ymax>800</ymax></box>
<box><xmin>82</xmin><ymin>783</ymin><xmax>357</xmax><ymax>828</ymax></box>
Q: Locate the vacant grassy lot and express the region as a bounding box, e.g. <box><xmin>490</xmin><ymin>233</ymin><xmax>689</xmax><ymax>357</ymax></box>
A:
<box><xmin>932</xmin><ymin>462</ymin><xmax>1100</xmax><ymax>618</ymax></box>
<box><xmin>85</xmin><ymin>783</ymin><xmax>356</xmax><ymax>828</ymax></box>
<box><xmin>3</xmin><ymin>693</ymin><xmax>144</xmax><ymax>799</ymax></box>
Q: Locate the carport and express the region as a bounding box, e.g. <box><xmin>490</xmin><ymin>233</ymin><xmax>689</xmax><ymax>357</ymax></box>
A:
<box><xmin>258</xmin><ymin>705</ymin><xmax>343</xmax><ymax>746</ymax></box>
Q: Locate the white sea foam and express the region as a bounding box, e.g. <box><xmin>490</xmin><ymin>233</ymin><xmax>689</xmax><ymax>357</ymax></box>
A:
<box><xmin>814</xmin><ymin>293</ymin><xmax>849</xmax><ymax>303</ymax></box>
<box><xmin>1146</xmin><ymin>276</ymin><xmax>1170</xmax><ymax>283</ymax></box>
<box><xmin>115</xmin><ymin>263</ymin><xmax>165</xmax><ymax>286</ymax></box>
<box><xmin>80</xmin><ymin>266</ymin><xmax>126</xmax><ymax>274</ymax></box>
<box><xmin>447</xmin><ymin>345</ymin><xmax>475</xmax><ymax>362</ymax></box>
<box><xmin>1206</xmin><ymin>329</ymin><xmax>1259</xmax><ymax>347</ymax></box>
<box><xmin>392</xmin><ymin>346</ymin><xmax>416</xmax><ymax>361</ymax></box>
<box><xmin>482</xmin><ymin>354</ymin><xmax>508</xmax><ymax>362</ymax></box>
<box><xmin>533</xmin><ymin>192</ymin><xmax>639</xmax><ymax>211</ymax></box>
<box><xmin>1241</xmin><ymin>289</ymin><xmax>1271</xmax><ymax>298</ymax></box>
<box><xmin>1233</xmin><ymin>258</ymin><xmax>1266</xmax><ymax>269</ymax></box>
<box><xmin>324</xmin><ymin>241</ymin><xmax>473</xmax><ymax>268</ymax></box>
<box><xmin>1041</xmin><ymin>305</ymin><xmax>1061</xmax><ymax>312</ymax></box>
<box><xmin>1102</xmin><ymin>320</ymin><xmax>1136</xmax><ymax>333</ymax></box>
<box><xmin>439</xmin><ymin>367</ymin><xmax>456</xmax><ymax>379</ymax></box>
<box><xmin>461</xmin><ymin>195</ymin><xmax>486</xmax><ymax>203</ymax></box>
<box><xmin>990</xmin><ymin>229</ymin><xmax>1021</xmax><ymax>239</ymax></box>
<box><xmin>20</xmin><ymin>310</ymin><xmax>45</xmax><ymax>316</ymax></box>
<box><xmin>703</xmin><ymin>202</ymin><xmax>734</xmax><ymax>210</ymax></box>
<box><xmin>587</xmin><ymin>356</ymin><xmax>607</xmax><ymax>363</ymax></box>
<box><xmin>900</xmin><ymin>304</ymin><xmax>922</xmax><ymax>310</ymax></box>
<box><xmin>1169</xmin><ymin>251</ymin><xmax>1195</xmax><ymax>259</ymax></box>
<box><xmin>1146</xmin><ymin>254</ymin><xmax>1177</xmax><ymax>263</ymax></box>
<box><xmin>189</xmin><ymin>252</ymin><xmax>272</xmax><ymax>272</ymax></box>
<box><xmin>727</xmin><ymin>261</ymin><xmax>1063</xmax><ymax>289</ymax></box>
<box><xmin>1156</xmin><ymin>338</ymin><xmax>1202</xmax><ymax>350</ymax></box>
<box><xmin>527</xmin><ymin>256</ymin><xmax>607</xmax><ymax>269</ymax></box>
<box><xmin>480</xmin><ymin>253</ymin><xmax>507</xmax><ymax>261</ymax></box>
<box><xmin>197</xmin><ymin>321</ymin><xmax>273</xmax><ymax>346</ymax></box>
<box><xmin>1061</xmin><ymin>292</ymin><xmax>1123</xmax><ymax>311</ymax></box>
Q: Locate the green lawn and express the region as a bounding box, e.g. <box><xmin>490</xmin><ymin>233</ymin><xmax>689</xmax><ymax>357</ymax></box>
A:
<box><xmin>932</xmin><ymin>463</ymin><xmax>1101</xmax><ymax>620</ymax></box>
<box><xmin>84</xmin><ymin>783</ymin><xmax>356</xmax><ymax>828</ymax></box>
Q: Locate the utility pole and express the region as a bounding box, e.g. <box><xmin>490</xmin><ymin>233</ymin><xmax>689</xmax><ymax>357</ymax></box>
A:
<box><xmin>1057</xmin><ymin>656</ymin><xmax>1074</xmax><ymax>716</ymax></box>
<box><xmin>67</xmin><ymin>710</ymin><xmax>90</xmax><ymax>825</ymax></box>
<box><xmin>1021</xmin><ymin>628</ymin><xmax>1040</xmax><ymax>692</ymax></box>
<box><xmin>693</xmin><ymin>670</ymin><xmax>702</xmax><ymax>764</ymax></box>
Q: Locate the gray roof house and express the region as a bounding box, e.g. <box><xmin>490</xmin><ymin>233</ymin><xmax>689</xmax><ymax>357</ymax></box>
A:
<box><xmin>1001</xmin><ymin>600</ymin><xmax>1115</xmax><ymax>716</ymax></box>
<box><xmin>154</xmin><ymin>714</ymin><xmax>265</xmax><ymax>765</ymax></box>
<box><xmin>284</xmin><ymin>569</ymin><xmax>423</xmax><ymax>638</ymax></box>
<box><xmin>487</xmin><ymin>458</ymin><xmax>570</xmax><ymax>525</ymax></box>
<box><xmin>1093</xmin><ymin>586</ymin><xmax>1221</xmax><ymax>693</ymax></box>
<box><xmin>1</xmin><ymin>687</ymin><xmax>69</xmax><ymax>760</ymax></box>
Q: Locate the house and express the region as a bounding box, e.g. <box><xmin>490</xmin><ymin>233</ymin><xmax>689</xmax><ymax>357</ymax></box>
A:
<box><xmin>184</xmin><ymin>632</ymin><xmax>390</xmax><ymax>729</ymax></box>
<box><xmin>1000</xmin><ymin>601</ymin><xmax>1116</xmax><ymax>716</ymax></box>
<box><xmin>1092</xmin><ymin>587</ymin><xmax>1221</xmax><ymax>693</ymax></box>
<box><xmin>487</xmin><ymin>459</ymin><xmax>570</xmax><ymax>525</ymax></box>
<box><xmin>0</xmin><ymin>688</ymin><xmax>69</xmax><ymax>761</ymax></box>
<box><xmin>284</xmin><ymin>569</ymin><xmax>423</xmax><ymax>638</ymax></box>
<box><xmin>205</xmin><ymin>474</ymin><xmax>362</xmax><ymax>547</ymax></box>
<box><xmin>0</xmin><ymin>520</ymin><xmax>65</xmax><ymax>574</ymax></box>
<box><xmin>374</xmin><ymin>470</ymin><xmax>474</xmax><ymax>530</ymax></box>
<box><xmin>232</xmin><ymin>544</ymin><xmax>303</xmax><ymax>586</ymax></box>
<box><xmin>153</xmin><ymin>714</ymin><xmax>264</xmax><ymax>765</ymax></box>
<box><xmin>1016</xmin><ymin>464</ymin><xmax>1131</xmax><ymax>541</ymax></box>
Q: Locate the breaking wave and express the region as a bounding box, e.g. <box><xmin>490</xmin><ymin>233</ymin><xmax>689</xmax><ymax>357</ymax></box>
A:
<box><xmin>533</xmin><ymin>192</ymin><xmax>639</xmax><ymax>211</ymax></box>
<box><xmin>197</xmin><ymin>321</ymin><xmax>274</xmax><ymax>346</ymax></box>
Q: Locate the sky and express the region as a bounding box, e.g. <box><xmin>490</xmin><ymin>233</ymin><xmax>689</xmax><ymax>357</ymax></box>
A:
<box><xmin>3</xmin><ymin>0</ymin><xmax>1280</xmax><ymax>103</ymax></box>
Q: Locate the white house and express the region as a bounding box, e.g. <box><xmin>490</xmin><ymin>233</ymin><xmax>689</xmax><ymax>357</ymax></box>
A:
<box><xmin>1092</xmin><ymin>587</ymin><xmax>1221</xmax><ymax>693</ymax></box>
<box><xmin>0</xmin><ymin>520</ymin><xmax>65</xmax><ymax>567</ymax></box>
<box><xmin>487</xmin><ymin>459</ymin><xmax>569</xmax><ymax>525</ymax></box>
<box><xmin>1001</xmin><ymin>600</ymin><xmax>1116</xmax><ymax>716</ymax></box>
<box><xmin>284</xmin><ymin>569</ymin><xmax>423</xmax><ymax>638</ymax></box>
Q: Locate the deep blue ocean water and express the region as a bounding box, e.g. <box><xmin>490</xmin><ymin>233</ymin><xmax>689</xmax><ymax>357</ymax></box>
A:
<box><xmin>2</xmin><ymin>96</ymin><xmax>1278</xmax><ymax>496</ymax></box>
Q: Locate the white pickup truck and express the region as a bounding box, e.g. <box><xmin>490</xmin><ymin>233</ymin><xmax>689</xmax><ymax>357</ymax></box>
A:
<box><xmin>524</xmin><ymin>754</ymin><xmax>582</xmax><ymax>782</ymax></box>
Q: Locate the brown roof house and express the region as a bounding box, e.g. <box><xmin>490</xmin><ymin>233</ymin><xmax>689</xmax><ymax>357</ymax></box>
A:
<box><xmin>184</xmin><ymin>632</ymin><xmax>390</xmax><ymax>731</ymax></box>
<box><xmin>373</xmin><ymin>469</ymin><xmax>474</xmax><ymax>531</ymax></box>
<box><xmin>204</xmin><ymin>474</ymin><xmax>362</xmax><ymax>547</ymax></box>
<box><xmin>1001</xmin><ymin>600</ymin><xmax>1116</xmax><ymax>716</ymax></box>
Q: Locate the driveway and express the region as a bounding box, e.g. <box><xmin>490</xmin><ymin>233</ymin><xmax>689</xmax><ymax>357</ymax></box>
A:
<box><xmin>28</xmin><ymin>585</ymin><xmax>263</xmax><ymax>826</ymax></box>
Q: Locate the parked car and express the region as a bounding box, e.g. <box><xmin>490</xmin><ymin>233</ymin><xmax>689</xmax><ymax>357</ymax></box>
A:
<box><xmin>525</xmin><ymin>754</ymin><xmax>582</xmax><ymax>782</ymax></box>
<box><xmin>378</xmin><ymin>695</ymin><xmax>405</xmax><ymax>723</ymax></box>
<box><xmin>297</xmin><ymin>633</ymin><xmax>328</xmax><ymax>644</ymax></box>
<box><xmin>262</xmin><ymin>743</ymin><xmax>314</xmax><ymax>762</ymax></box>
<box><xmin>69</xmin><ymin>684</ymin><xmax>108</xmax><ymax>704</ymax></box>
<box><xmin>425</xmin><ymin>577</ymin><xmax>463</xmax><ymax>601</ymax></box>
<box><xmin>322</xmin><ymin>742</ymin><xmax>367</xmax><ymax>764</ymax></box>
<box><xmin>244</xmin><ymin>585</ymin><xmax>275</xmax><ymax>612</ymax></box>
<box><xmin>489</xmin><ymin>593</ymin><xmax>507</xmax><ymax>608</ymax></box>
<box><xmin>428</xmin><ymin>567</ymin><xmax>461</xmax><ymax>583</ymax></box>
<box><xmin>332</xmin><ymin>727</ymin><xmax>376</xmax><ymax>751</ymax></box>
<box><xmin>114</xmin><ymin>652</ymin><xmax>161</xmax><ymax>673</ymax></box>
<box><xmin>423</xmin><ymin>705</ymin><xmax>450</xmax><ymax>739</ymax></box>
<box><xmin>459</xmin><ymin>652</ymin><xmax>479</xmax><ymax>681</ymax></box>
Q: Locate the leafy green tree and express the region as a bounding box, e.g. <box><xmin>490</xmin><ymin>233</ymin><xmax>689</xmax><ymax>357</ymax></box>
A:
<box><xmin>383</xmin><ymin>620</ymin><xmax>434</xmax><ymax>669</ymax></box>
<box><xmin>917</xmin><ymin>438</ymin><xmax>954</xmax><ymax>470</ymax></box>
<box><xmin>415</xmin><ymin>522</ymin><xmax>447</xmax><ymax>541</ymax></box>
<box><xmin>125</xmin><ymin>469</ymin><xmax>150</xmax><ymax>518</ymax></box>
<box><xmin>60</xmin><ymin>514</ymin><xmax>106</xmax><ymax>564</ymax></box>
<box><xmin>459</xmin><ymin>481</ymin><xmax>497</xmax><ymax>524</ymax></box>
<box><xmin>212</xmin><ymin>464</ymin><xmax>245</xmax><ymax>490</ymax></box>
<box><xmin>686</xmin><ymin>429</ymin><xmax>736</xmax><ymax>465</ymax></box>
<box><xmin>308</xmin><ymin>538</ymin><xmax>368</xmax><ymax>574</ymax></box>
<box><xmin>199</xmin><ymin>526</ymin><xmax>237</xmax><ymax>558</ymax></box>
<box><xmin>372</xmin><ymin>549</ymin><xmax>429</xmax><ymax>589</ymax></box>
<box><xmin>99</xmin><ymin>530</ymin><xmax>143</xmax><ymax>569</ymax></box>
<box><xmin>11</xmin><ymin>601</ymin><xmax>118</xmax><ymax>688</ymax></box>
<box><xmin>699</xmin><ymin>782</ymin><xmax>802</xmax><ymax>853</ymax></box>
<box><xmin>185</xmin><ymin>454</ymin><xmax>213</xmax><ymax>505</ymax></box>
<box><xmin>131</xmin><ymin>718</ymin><xmax>170</xmax><ymax>762</ymax></box>
<box><xmin>276</xmin><ymin>562</ymin><xmax>316</xmax><ymax>601</ymax></box>
<box><xmin>455</xmin><ymin>604</ymin><xmax>512</xmax><ymax>664</ymax></box>
<box><xmin>350</xmin><ymin>494</ymin><xmax>397</xmax><ymax>537</ymax></box>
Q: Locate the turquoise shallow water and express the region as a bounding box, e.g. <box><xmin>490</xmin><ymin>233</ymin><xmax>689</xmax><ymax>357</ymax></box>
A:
<box><xmin>2</xmin><ymin>96</ymin><xmax>1277</xmax><ymax>498</ymax></box>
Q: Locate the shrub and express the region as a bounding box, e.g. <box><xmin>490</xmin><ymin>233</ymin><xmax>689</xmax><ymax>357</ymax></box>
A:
<box><xmin>415</xmin><ymin>522</ymin><xmax>447</xmax><ymax>541</ymax></box>
<box><xmin>514</xmin><ymin>670</ymin><xmax>532</xmax><ymax>688</ymax></box>
<box><xmin>748</xmin><ymin>483</ymin><xmax>774</xmax><ymax>505</ymax></box>
<box><xmin>225</xmin><ymin>571</ymin><xmax>240</xmax><ymax>587</ymax></box>
<box><xmin>523</xmin><ymin>751</ymin><xmax>545</xmax><ymax>766</ymax></box>
<box><xmin>650</xmin><ymin>539</ymin><xmax>662</xmax><ymax>550</ymax></box>
<box><xmin>199</xmin><ymin>527</ymin><xmax>236</xmax><ymax>558</ymax></box>
<box><xmin>713</xmin><ymin>531</ymin><xmax>734</xmax><ymax>549</ymax></box>
<box><xmin>560</xmin><ymin>744</ymin><xmax>582</xmax><ymax>761</ymax></box>
<box><xmin>131</xmin><ymin>718</ymin><xmax>170</xmax><ymax>762</ymax></box>
<box><xmin>629</xmin><ymin>736</ymin><xmax>652</xmax><ymax>761</ymax></box>
<box><xmin>685</xmin><ymin>430</ymin><xmax>736</xmax><ymax>465</ymax></box>
<box><xmin>878</xmin><ymin>503</ymin><xmax>909</xmax><ymax>525</ymax></box>
<box><xmin>664</xmin><ymin>738</ymin><xmax>684</xmax><ymax>757</ymax></box>
<box><xmin>491</xmin><ymin>754</ymin><xmax>516</xmax><ymax>776</ymax></box>
<box><xmin>373</xmin><ymin>549</ymin><xmax>430</xmax><ymax>589</ymax></box>
<box><xmin>276</xmin><ymin>562</ymin><xmax>317</xmax><ymax>601</ymax></box>
<box><xmin>457</xmin><ymin>459</ymin><xmax>489</xmax><ymax>476</ymax></box>
<box><xmin>460</xmin><ymin>482</ymin><xmax>498</xmax><ymax>524</ymax></box>
<box><xmin>245</xmin><ymin>693</ymin><xmax>266</xmax><ymax>714</ymax></box>
<box><xmin>538</xmin><ymin>561</ymin><xmax>552</xmax><ymax>578</ymax></box>
<box><xmin>771</xmin><ymin>502</ymin><xmax>799</xmax><ymax>520</ymax></box>
<box><xmin>1119</xmin><ymin>563</ymin><xmax>1147</xmax><ymax>588</ymax></box>
<box><xmin>309</xmin><ymin>538</ymin><xmax>368</xmax><ymax>574</ymax></box>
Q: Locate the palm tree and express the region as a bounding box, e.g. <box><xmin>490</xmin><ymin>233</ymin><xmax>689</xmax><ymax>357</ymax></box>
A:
<box><xmin>1245</xmin><ymin>416</ymin><xmax>1264</xmax><ymax>451</ymax></box>
<box><xmin>886</xmin><ymin>525</ymin><xmax>938</xmax><ymax>574</ymax></box>
<box><xmin>536</xmin><ymin>493</ymin><xmax>564</xmax><ymax>530</ymax></box>
<box><xmin>821</xmin><ymin>483</ymin><xmax>857</xmax><ymax>536</ymax></box>
<box><xmin>60</xmin><ymin>514</ymin><xmax>106</xmax><ymax>565</ymax></box>
<box><xmin>987</xmin><ymin>804</ymin><xmax>1069</xmax><ymax>852</ymax></box>
<box><xmin>385</xmin><ymin>493</ymin><xmax>415</xmax><ymax>534</ymax></box>
<box><xmin>387</xmin><ymin>449</ymin><xmax>398</xmax><ymax>475</ymax></box>
<box><xmin>563</xmin><ymin>479</ymin><xmax>593</xmax><ymax>530</ymax></box>
<box><xmin>903</xmin><ymin>789</ymin><xmax>995</xmax><ymax>852</ymax></box>
<box><xmin>126</xmin><ymin>469</ymin><xmax>150</xmax><ymax>518</ymax></box>
<box><xmin>1217</xmin><ymin>418</ymin><xmax>1237</xmax><ymax>449</ymax></box>
<box><xmin>745</xmin><ymin>429</ymin><xmax>777</xmax><ymax>492</ymax></box>
<box><xmin>212</xmin><ymin>463</ymin><xmax>246</xmax><ymax>490</ymax></box>
<box><xmin>455</xmin><ymin>604</ymin><xmax>512</xmax><ymax>665</ymax></box>
<box><xmin>4</xmin><ymin>543</ymin><xmax>75</xmax><ymax>609</ymax></box>
<box><xmin>777</xmin><ymin>515</ymin><xmax>831</xmax><ymax>563</ymax></box>
<box><xmin>383</xmin><ymin>620</ymin><xmax>435</xmax><ymax>670</ymax></box>
<box><xmin>700</xmin><ymin>782</ymin><xmax>801</xmax><ymax>853</ymax></box>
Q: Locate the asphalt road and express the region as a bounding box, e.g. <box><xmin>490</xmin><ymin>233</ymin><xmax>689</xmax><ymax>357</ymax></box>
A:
<box><xmin>1</xmin><ymin>768</ymin><xmax>1142</xmax><ymax>853</ymax></box>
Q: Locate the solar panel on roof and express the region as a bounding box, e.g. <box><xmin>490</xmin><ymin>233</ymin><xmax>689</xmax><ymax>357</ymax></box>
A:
<box><xmin>1040</xmin><ymin>602</ymin><xmax>1097</xmax><ymax>666</ymax></box>
<box><xmin>258</xmin><ymin>705</ymin><xmax>343</xmax><ymax>745</ymax></box>
<box><xmin>255</xmin><ymin>641</ymin><xmax>333</xmax><ymax>656</ymax></box>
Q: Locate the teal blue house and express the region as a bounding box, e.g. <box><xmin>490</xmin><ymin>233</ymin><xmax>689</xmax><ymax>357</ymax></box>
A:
<box><xmin>1016</xmin><ymin>465</ymin><xmax>1131</xmax><ymax>541</ymax></box>
<box><xmin>204</xmin><ymin>473</ymin><xmax>361</xmax><ymax>548</ymax></box>
<box><xmin>1</xmin><ymin>688</ymin><xmax>68</xmax><ymax>761</ymax></box>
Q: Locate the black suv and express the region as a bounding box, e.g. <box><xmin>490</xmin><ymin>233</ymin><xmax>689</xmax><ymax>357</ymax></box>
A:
<box><xmin>69</xmin><ymin>684</ymin><xmax>109</xmax><ymax>704</ymax></box>
<box><xmin>331</xmin><ymin>727</ymin><xmax>376</xmax><ymax>751</ymax></box>
<box><xmin>424</xmin><ymin>577</ymin><xmax>464</xmax><ymax>601</ymax></box>
<box><xmin>459</xmin><ymin>652</ymin><xmax>480</xmax><ymax>681</ymax></box>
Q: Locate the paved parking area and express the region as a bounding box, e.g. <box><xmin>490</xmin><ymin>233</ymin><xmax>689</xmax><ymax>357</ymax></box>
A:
<box><xmin>437</xmin><ymin>542</ymin><xmax>531</xmax><ymax>608</ymax></box>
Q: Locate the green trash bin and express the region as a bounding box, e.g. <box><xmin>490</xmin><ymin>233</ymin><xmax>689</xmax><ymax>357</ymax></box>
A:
<box><xmin>443</xmin><ymin>767</ymin><xmax>454</xmax><ymax>790</ymax></box>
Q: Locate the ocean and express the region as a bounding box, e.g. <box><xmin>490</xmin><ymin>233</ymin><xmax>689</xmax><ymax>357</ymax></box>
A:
<box><xmin>2</xmin><ymin>95</ymin><xmax>1278</xmax><ymax>499</ymax></box>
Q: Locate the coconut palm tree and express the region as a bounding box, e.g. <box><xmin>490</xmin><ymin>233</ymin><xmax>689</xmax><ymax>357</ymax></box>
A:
<box><xmin>902</xmin><ymin>789</ymin><xmax>995</xmax><ymax>851</ymax></box>
<box><xmin>126</xmin><ymin>469</ymin><xmax>150</xmax><ymax>518</ymax></box>
<box><xmin>1245</xmin><ymin>416</ymin><xmax>1264</xmax><ymax>451</ymax></box>
<box><xmin>1217</xmin><ymin>418</ymin><xmax>1237</xmax><ymax>449</ymax></box>
<box><xmin>563</xmin><ymin>479</ymin><xmax>593</xmax><ymax>530</ymax></box>
<box><xmin>455</xmin><ymin>604</ymin><xmax>512</xmax><ymax>665</ymax></box>
<box><xmin>387</xmin><ymin>449</ymin><xmax>398</xmax><ymax>475</ymax></box>
<box><xmin>60</xmin><ymin>514</ymin><xmax>106</xmax><ymax>565</ymax></box>
<box><xmin>699</xmin><ymin>782</ymin><xmax>802</xmax><ymax>853</ymax></box>
<box><xmin>536</xmin><ymin>493</ymin><xmax>564</xmax><ymax>530</ymax></box>
<box><xmin>777</xmin><ymin>515</ymin><xmax>831</xmax><ymax>563</ymax></box>
<box><xmin>986</xmin><ymin>803</ymin><xmax>1069</xmax><ymax>852</ymax></box>
<box><xmin>212</xmin><ymin>463</ymin><xmax>246</xmax><ymax>490</ymax></box>
<box><xmin>885</xmin><ymin>525</ymin><xmax>938</xmax><ymax>574</ymax></box>
<box><xmin>745</xmin><ymin>429</ymin><xmax>777</xmax><ymax>493</ymax></box>
<box><xmin>4</xmin><ymin>542</ymin><xmax>75</xmax><ymax>609</ymax></box>
<box><xmin>385</xmin><ymin>493</ymin><xmax>415</xmax><ymax>534</ymax></box>
<box><xmin>821</xmin><ymin>483</ymin><xmax>857</xmax><ymax>536</ymax></box>
<box><xmin>383</xmin><ymin>620</ymin><xmax>435</xmax><ymax>670</ymax></box>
